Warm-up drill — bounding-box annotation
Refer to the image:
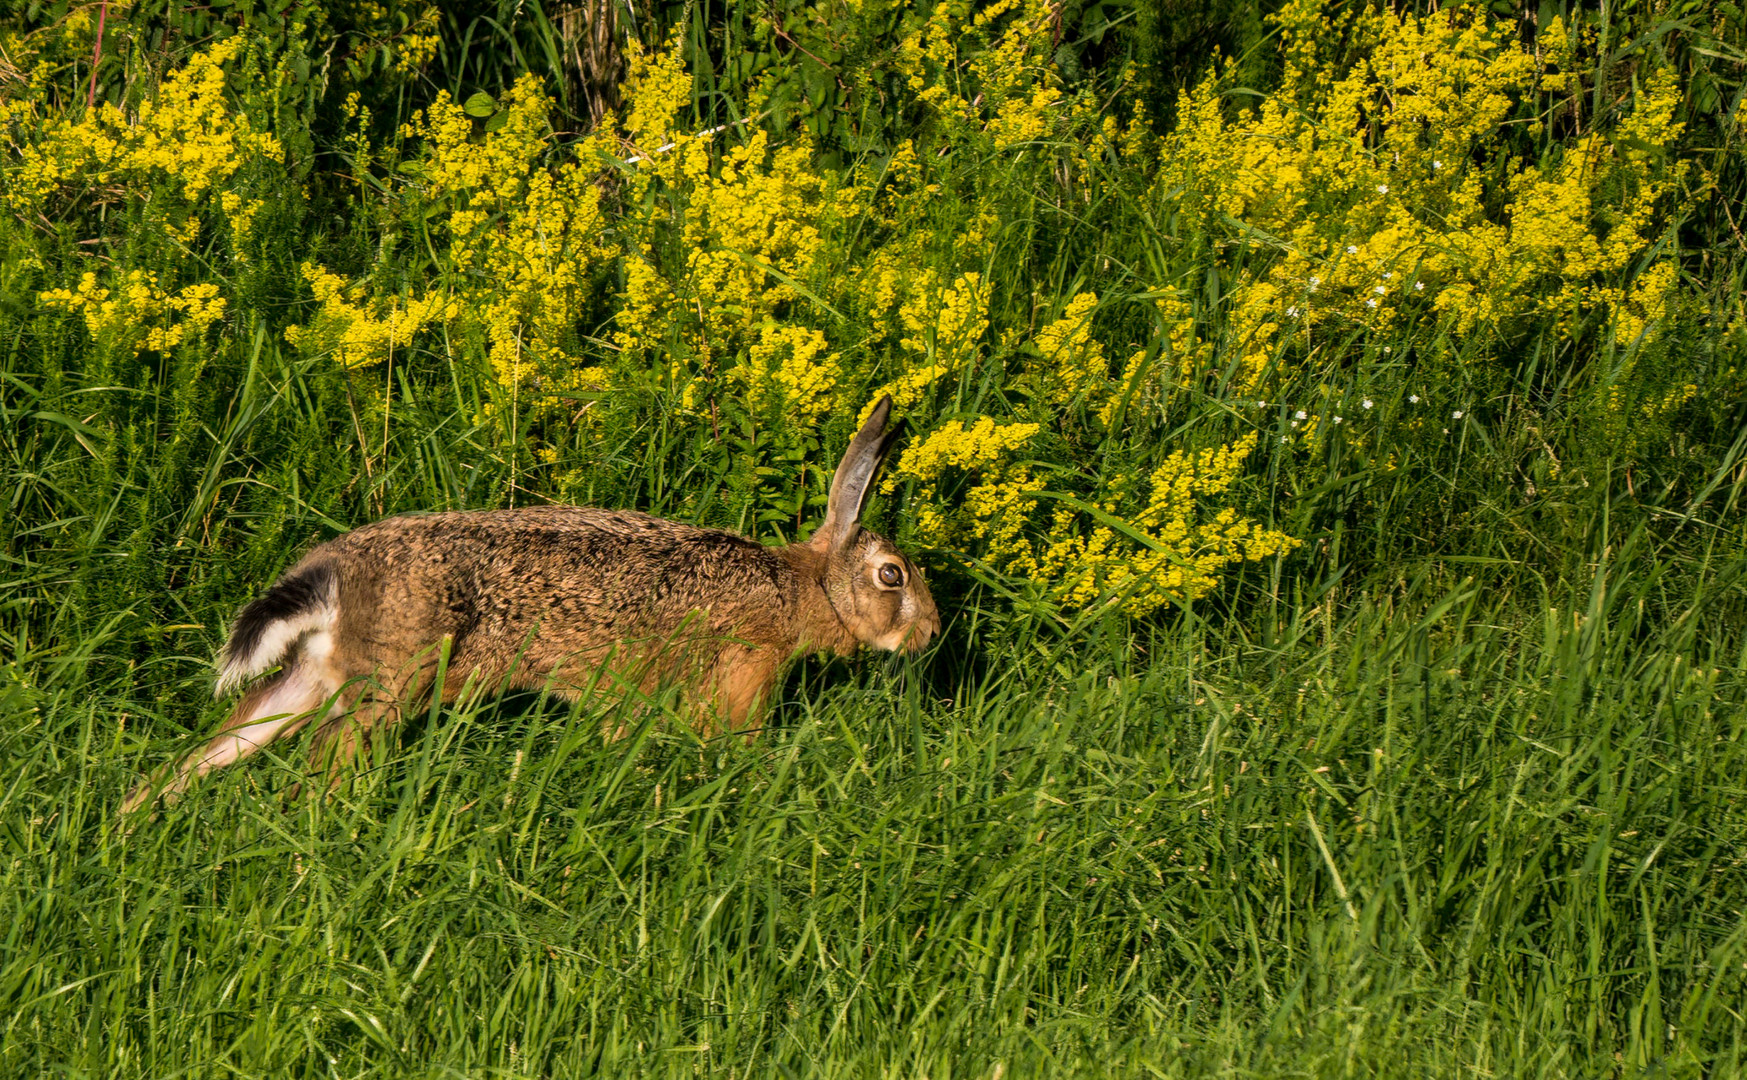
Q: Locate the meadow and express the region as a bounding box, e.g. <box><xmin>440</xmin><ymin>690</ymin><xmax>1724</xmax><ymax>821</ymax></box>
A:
<box><xmin>2</xmin><ymin>0</ymin><xmax>1745</xmax><ymax>1075</ymax></box>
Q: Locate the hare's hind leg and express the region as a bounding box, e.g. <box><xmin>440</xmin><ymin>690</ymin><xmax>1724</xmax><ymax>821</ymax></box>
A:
<box><xmin>119</xmin><ymin>663</ymin><xmax>336</xmax><ymax>814</ymax></box>
<box><xmin>304</xmin><ymin>692</ymin><xmax>398</xmax><ymax>792</ymax></box>
<box><xmin>304</xmin><ymin>640</ymin><xmax>459</xmax><ymax>792</ymax></box>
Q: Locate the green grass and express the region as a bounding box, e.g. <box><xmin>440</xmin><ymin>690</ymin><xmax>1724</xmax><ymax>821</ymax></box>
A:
<box><xmin>3</xmin><ymin>486</ymin><xmax>1745</xmax><ymax>1075</ymax></box>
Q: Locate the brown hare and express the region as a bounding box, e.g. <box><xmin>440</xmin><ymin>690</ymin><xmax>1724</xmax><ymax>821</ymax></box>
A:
<box><xmin>120</xmin><ymin>396</ymin><xmax>938</xmax><ymax>813</ymax></box>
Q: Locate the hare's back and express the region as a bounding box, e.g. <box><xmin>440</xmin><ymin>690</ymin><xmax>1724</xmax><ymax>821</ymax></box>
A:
<box><xmin>340</xmin><ymin>505</ymin><xmax>710</xmax><ymax>546</ymax></box>
<box><xmin>314</xmin><ymin>506</ymin><xmax>787</xmax><ymax>638</ymax></box>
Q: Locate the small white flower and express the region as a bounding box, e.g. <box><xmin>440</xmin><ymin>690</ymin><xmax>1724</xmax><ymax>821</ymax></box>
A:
<box><xmin>1281</xmin><ymin>436</ymin><xmax>1289</xmax><ymax>444</ymax></box>
<box><xmin>1295</xmin><ymin>410</ymin><xmax>1307</xmax><ymax>420</ymax></box>
<box><xmin>1333</xmin><ymin>416</ymin><xmax>1343</xmax><ymax>424</ymax></box>
<box><xmin>1291</xmin><ymin>420</ymin><xmax>1300</xmax><ymax>429</ymax></box>
<box><xmin>1443</xmin><ymin>427</ymin><xmax>1450</xmax><ymax>434</ymax></box>
<box><xmin>1346</xmin><ymin>245</ymin><xmax>1359</xmax><ymax>255</ymax></box>
<box><xmin>1452</xmin><ymin>410</ymin><xmax>1464</xmax><ymax>419</ymax></box>
<box><xmin>1258</xmin><ymin>400</ymin><xmax>1268</xmax><ymax>407</ymax></box>
<box><xmin>1382</xmin><ymin>346</ymin><xmax>1392</xmax><ymax>354</ymax></box>
<box><xmin>1377</xmin><ymin>184</ymin><xmax>1389</xmax><ymax>194</ymax></box>
<box><xmin>1367</xmin><ymin>298</ymin><xmax>1378</xmax><ymax>308</ymax></box>
<box><xmin>1414</xmin><ymin>281</ymin><xmax>1425</xmax><ymax>291</ymax></box>
<box><xmin>1309</xmin><ymin>276</ymin><xmax>1321</xmax><ymax>287</ymax></box>
<box><xmin>1409</xmin><ymin>394</ymin><xmax>1420</xmax><ymax>404</ymax></box>
<box><xmin>1287</xmin><ymin>306</ymin><xmax>1299</xmax><ymax>317</ymax></box>
<box><xmin>1433</xmin><ymin>160</ymin><xmax>1443</xmax><ymax>170</ymax></box>
<box><xmin>1373</xmin><ymin>285</ymin><xmax>1387</xmax><ymax>295</ymax></box>
<box><xmin>1383</xmin><ymin>272</ymin><xmax>1394</xmax><ymax>279</ymax></box>
<box><xmin>1361</xmin><ymin>399</ymin><xmax>1373</xmax><ymax>409</ymax></box>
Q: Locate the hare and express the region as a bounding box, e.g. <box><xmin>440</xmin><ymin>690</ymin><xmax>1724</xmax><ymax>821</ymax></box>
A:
<box><xmin>120</xmin><ymin>396</ymin><xmax>938</xmax><ymax>813</ymax></box>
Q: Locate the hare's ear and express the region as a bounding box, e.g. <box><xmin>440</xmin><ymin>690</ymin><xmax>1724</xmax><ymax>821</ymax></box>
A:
<box><xmin>814</xmin><ymin>396</ymin><xmax>899</xmax><ymax>551</ymax></box>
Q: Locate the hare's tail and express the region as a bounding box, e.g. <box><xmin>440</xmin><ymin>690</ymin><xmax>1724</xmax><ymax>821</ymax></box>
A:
<box><xmin>216</xmin><ymin>563</ymin><xmax>338</xmax><ymax>695</ymax></box>
<box><xmin>119</xmin><ymin>563</ymin><xmax>342</xmax><ymax>817</ymax></box>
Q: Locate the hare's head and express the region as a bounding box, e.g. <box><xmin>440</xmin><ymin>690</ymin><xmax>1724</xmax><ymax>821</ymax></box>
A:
<box><xmin>810</xmin><ymin>397</ymin><xmax>940</xmax><ymax>653</ymax></box>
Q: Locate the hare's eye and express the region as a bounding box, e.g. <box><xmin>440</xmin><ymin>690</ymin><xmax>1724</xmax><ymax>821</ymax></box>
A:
<box><xmin>878</xmin><ymin>563</ymin><xmax>903</xmax><ymax>587</ymax></box>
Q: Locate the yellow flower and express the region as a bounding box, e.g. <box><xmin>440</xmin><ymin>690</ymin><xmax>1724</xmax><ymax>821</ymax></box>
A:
<box><xmin>283</xmin><ymin>265</ymin><xmax>457</xmax><ymax>369</ymax></box>
<box><xmin>1031</xmin><ymin>292</ymin><xmax>1105</xmax><ymax>405</ymax></box>
<box><xmin>744</xmin><ymin>322</ymin><xmax>838</xmax><ymax>426</ymax></box>
<box><xmin>10</xmin><ymin>38</ymin><xmax>282</xmax><ymax>214</ymax></box>
<box><xmin>41</xmin><ymin>271</ymin><xmax>228</xmax><ymax>355</ymax></box>
<box><xmin>1158</xmin><ymin>3</ymin><xmax>1693</xmax><ymax>391</ymax></box>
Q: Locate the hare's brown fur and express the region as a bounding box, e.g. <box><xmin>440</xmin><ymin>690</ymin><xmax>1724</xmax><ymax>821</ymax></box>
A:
<box><xmin>121</xmin><ymin>398</ymin><xmax>938</xmax><ymax>813</ymax></box>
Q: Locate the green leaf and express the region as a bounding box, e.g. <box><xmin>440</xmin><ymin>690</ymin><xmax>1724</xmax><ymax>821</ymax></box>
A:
<box><xmin>463</xmin><ymin>92</ymin><xmax>497</xmax><ymax>119</ymax></box>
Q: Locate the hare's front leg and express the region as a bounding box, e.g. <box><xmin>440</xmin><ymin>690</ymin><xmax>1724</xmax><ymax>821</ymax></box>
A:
<box><xmin>703</xmin><ymin>646</ymin><xmax>782</xmax><ymax>739</ymax></box>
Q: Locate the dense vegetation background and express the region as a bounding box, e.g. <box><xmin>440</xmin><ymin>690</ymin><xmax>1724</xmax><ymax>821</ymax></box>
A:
<box><xmin>2</xmin><ymin>0</ymin><xmax>1745</xmax><ymax>1074</ymax></box>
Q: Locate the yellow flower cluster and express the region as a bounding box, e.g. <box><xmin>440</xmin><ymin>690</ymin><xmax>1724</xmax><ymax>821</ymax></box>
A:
<box><xmin>288</xmin><ymin>76</ymin><xmax>613</xmax><ymax>408</ymax></box>
<box><xmin>1163</xmin><ymin>5</ymin><xmax>1694</xmax><ymax>407</ymax></box>
<box><xmin>40</xmin><ymin>271</ymin><xmax>227</xmax><ymax>354</ymax></box>
<box><xmin>1147</xmin><ymin>289</ymin><xmax>1208</xmax><ymax>395</ymax></box>
<box><xmin>9</xmin><ymin>38</ymin><xmax>280</xmax><ymax>214</ymax></box>
<box><xmin>611</xmin><ymin>36</ymin><xmax>840</xmax><ymax>423</ymax></box>
<box><xmin>1030</xmin><ymin>436</ymin><xmax>1297</xmax><ymax>614</ymax></box>
<box><xmin>746</xmin><ymin>322</ymin><xmax>838</xmax><ymax>426</ymax></box>
<box><xmin>19</xmin><ymin>39</ymin><xmax>282</xmax><ymax>358</ymax></box>
<box><xmin>891</xmin><ymin>416</ymin><xmax>1041</xmax><ymax>551</ymax></box>
<box><xmin>1031</xmin><ymin>292</ymin><xmax>1105</xmax><ymax>405</ymax></box>
<box><xmin>1</xmin><ymin>9</ymin><xmax>92</xmax><ymax>117</ymax></box>
<box><xmin>622</xmin><ymin>30</ymin><xmax>694</xmax><ymax>147</ymax></box>
<box><xmin>896</xmin><ymin>419</ymin><xmax>1295</xmax><ymax>614</ymax></box>
<box><xmin>867</xmin><ymin>272</ymin><xmax>989</xmax><ymax>411</ymax></box>
<box><xmin>897</xmin><ymin>0</ymin><xmax>1100</xmax><ymax>147</ymax></box>
<box><xmin>394</xmin><ymin>31</ymin><xmax>440</xmax><ymax>74</ymax></box>
<box><xmin>677</xmin><ymin>132</ymin><xmax>829</xmax><ymax>359</ymax></box>
<box><xmin>391</xmin><ymin>7</ymin><xmax>442</xmax><ymax>76</ymax></box>
<box><xmin>282</xmin><ymin>265</ymin><xmax>457</xmax><ymax>369</ymax></box>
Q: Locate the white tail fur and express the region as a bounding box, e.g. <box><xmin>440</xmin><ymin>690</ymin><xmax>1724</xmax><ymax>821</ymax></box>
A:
<box><xmin>214</xmin><ymin>566</ymin><xmax>338</xmax><ymax>695</ymax></box>
<box><xmin>215</xmin><ymin>606</ymin><xmax>334</xmax><ymax>694</ymax></box>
